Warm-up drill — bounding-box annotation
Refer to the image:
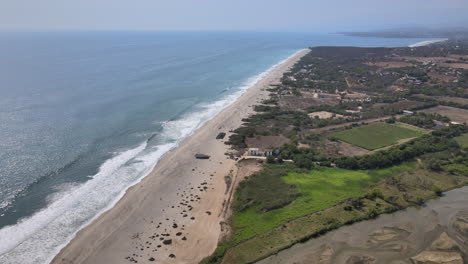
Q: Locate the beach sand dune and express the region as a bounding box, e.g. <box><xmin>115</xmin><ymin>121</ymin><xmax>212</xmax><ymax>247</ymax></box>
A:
<box><xmin>52</xmin><ymin>49</ymin><xmax>309</xmax><ymax>264</ymax></box>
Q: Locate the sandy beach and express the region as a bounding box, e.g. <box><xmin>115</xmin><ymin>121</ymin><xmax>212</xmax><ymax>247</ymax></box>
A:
<box><xmin>52</xmin><ymin>49</ymin><xmax>309</xmax><ymax>264</ymax></box>
<box><xmin>408</xmin><ymin>38</ymin><xmax>448</xmax><ymax>47</ymax></box>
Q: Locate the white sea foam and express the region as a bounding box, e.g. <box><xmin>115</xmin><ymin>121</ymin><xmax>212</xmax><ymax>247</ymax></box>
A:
<box><xmin>0</xmin><ymin>49</ymin><xmax>302</xmax><ymax>264</ymax></box>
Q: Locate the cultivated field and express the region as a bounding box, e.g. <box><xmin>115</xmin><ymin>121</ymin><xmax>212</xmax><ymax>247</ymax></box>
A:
<box><xmin>379</xmin><ymin>100</ymin><xmax>424</xmax><ymax>110</ymax></box>
<box><xmin>421</xmin><ymin>106</ymin><xmax>468</xmax><ymax>123</ymax></box>
<box><xmin>332</xmin><ymin>122</ymin><xmax>425</xmax><ymax>150</ymax></box>
<box><xmin>414</xmin><ymin>94</ymin><xmax>468</xmax><ymax>105</ymax></box>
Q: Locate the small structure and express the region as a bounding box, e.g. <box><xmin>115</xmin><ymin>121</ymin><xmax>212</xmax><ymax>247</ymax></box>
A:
<box><xmin>195</xmin><ymin>154</ymin><xmax>210</xmax><ymax>159</ymax></box>
<box><xmin>247</xmin><ymin>148</ymin><xmax>279</xmax><ymax>157</ymax></box>
<box><xmin>403</xmin><ymin>110</ymin><xmax>414</xmax><ymax>115</ymax></box>
<box><xmin>248</xmin><ymin>148</ymin><xmax>259</xmax><ymax>156</ymax></box>
<box><xmin>216</xmin><ymin>132</ymin><xmax>226</xmax><ymax>140</ymax></box>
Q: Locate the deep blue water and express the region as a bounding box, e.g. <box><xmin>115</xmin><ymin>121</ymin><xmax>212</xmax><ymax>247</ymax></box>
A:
<box><xmin>0</xmin><ymin>31</ymin><xmax>431</xmax><ymax>263</ymax></box>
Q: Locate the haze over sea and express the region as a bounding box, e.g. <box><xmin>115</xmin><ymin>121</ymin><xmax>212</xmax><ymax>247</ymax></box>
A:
<box><xmin>0</xmin><ymin>31</ymin><xmax>430</xmax><ymax>263</ymax></box>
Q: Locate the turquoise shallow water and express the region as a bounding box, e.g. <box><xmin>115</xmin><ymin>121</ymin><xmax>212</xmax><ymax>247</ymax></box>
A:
<box><xmin>0</xmin><ymin>31</ymin><xmax>431</xmax><ymax>263</ymax></box>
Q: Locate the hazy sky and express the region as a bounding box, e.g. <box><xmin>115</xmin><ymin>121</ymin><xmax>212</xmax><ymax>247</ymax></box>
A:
<box><xmin>1</xmin><ymin>0</ymin><xmax>468</xmax><ymax>31</ymax></box>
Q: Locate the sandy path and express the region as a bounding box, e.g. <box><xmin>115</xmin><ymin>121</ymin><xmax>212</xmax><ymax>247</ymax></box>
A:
<box><xmin>52</xmin><ymin>49</ymin><xmax>309</xmax><ymax>264</ymax></box>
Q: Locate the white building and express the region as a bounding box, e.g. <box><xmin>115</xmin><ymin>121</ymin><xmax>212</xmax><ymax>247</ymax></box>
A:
<box><xmin>248</xmin><ymin>148</ymin><xmax>259</xmax><ymax>156</ymax></box>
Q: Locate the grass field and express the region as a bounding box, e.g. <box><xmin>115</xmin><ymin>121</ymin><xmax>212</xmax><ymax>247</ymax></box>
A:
<box><xmin>332</xmin><ymin>122</ymin><xmax>425</xmax><ymax>150</ymax></box>
<box><xmin>230</xmin><ymin>163</ymin><xmax>415</xmax><ymax>243</ymax></box>
<box><xmin>221</xmin><ymin>166</ymin><xmax>468</xmax><ymax>264</ymax></box>
<box><xmin>455</xmin><ymin>133</ymin><xmax>468</xmax><ymax>147</ymax></box>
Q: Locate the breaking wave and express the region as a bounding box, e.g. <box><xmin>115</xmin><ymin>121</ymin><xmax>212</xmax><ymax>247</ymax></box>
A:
<box><xmin>0</xmin><ymin>50</ymin><xmax>301</xmax><ymax>264</ymax></box>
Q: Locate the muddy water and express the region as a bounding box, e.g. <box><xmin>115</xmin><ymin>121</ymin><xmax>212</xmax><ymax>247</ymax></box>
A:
<box><xmin>258</xmin><ymin>187</ymin><xmax>468</xmax><ymax>264</ymax></box>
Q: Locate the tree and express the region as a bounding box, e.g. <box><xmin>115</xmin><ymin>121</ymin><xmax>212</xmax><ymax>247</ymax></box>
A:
<box><xmin>266</xmin><ymin>155</ymin><xmax>276</xmax><ymax>164</ymax></box>
<box><xmin>427</xmin><ymin>159</ymin><xmax>442</xmax><ymax>171</ymax></box>
<box><xmin>433</xmin><ymin>186</ymin><xmax>443</xmax><ymax>196</ymax></box>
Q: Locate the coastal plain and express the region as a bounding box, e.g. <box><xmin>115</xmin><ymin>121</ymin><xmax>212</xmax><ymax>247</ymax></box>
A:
<box><xmin>204</xmin><ymin>39</ymin><xmax>468</xmax><ymax>264</ymax></box>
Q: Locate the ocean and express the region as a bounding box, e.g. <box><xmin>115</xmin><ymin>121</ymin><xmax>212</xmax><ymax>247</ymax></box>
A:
<box><xmin>0</xmin><ymin>31</ymin><xmax>431</xmax><ymax>263</ymax></box>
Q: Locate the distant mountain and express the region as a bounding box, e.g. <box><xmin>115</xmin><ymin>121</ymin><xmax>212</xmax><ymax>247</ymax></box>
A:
<box><xmin>339</xmin><ymin>27</ymin><xmax>468</xmax><ymax>40</ymax></box>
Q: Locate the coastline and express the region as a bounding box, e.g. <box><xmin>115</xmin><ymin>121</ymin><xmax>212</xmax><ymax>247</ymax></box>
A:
<box><xmin>408</xmin><ymin>38</ymin><xmax>448</xmax><ymax>47</ymax></box>
<box><xmin>52</xmin><ymin>49</ymin><xmax>310</xmax><ymax>264</ymax></box>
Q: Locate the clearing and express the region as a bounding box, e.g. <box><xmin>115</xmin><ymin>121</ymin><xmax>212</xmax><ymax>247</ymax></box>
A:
<box><xmin>421</xmin><ymin>106</ymin><xmax>468</xmax><ymax>123</ymax></box>
<box><xmin>414</xmin><ymin>95</ymin><xmax>468</xmax><ymax>105</ymax></box>
<box><xmin>245</xmin><ymin>135</ymin><xmax>290</xmax><ymax>149</ymax></box>
<box><xmin>308</xmin><ymin>111</ymin><xmax>344</xmax><ymax>119</ymax></box>
<box><xmin>331</xmin><ymin>122</ymin><xmax>426</xmax><ymax>150</ymax></box>
<box><xmin>365</xmin><ymin>61</ymin><xmax>413</xmax><ymax>68</ymax></box>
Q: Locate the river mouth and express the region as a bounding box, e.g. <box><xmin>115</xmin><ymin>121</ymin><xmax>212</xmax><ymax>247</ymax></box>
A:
<box><xmin>258</xmin><ymin>186</ymin><xmax>468</xmax><ymax>264</ymax></box>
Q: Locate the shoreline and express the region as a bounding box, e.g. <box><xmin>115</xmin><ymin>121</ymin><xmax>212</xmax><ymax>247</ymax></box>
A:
<box><xmin>408</xmin><ymin>38</ymin><xmax>448</xmax><ymax>48</ymax></box>
<box><xmin>52</xmin><ymin>48</ymin><xmax>309</xmax><ymax>264</ymax></box>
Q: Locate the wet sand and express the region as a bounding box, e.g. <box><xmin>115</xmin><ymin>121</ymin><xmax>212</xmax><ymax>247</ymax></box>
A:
<box><xmin>258</xmin><ymin>186</ymin><xmax>468</xmax><ymax>264</ymax></box>
<box><xmin>52</xmin><ymin>49</ymin><xmax>309</xmax><ymax>264</ymax></box>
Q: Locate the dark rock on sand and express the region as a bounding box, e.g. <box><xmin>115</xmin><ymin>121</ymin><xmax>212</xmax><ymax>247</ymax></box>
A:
<box><xmin>195</xmin><ymin>154</ymin><xmax>210</xmax><ymax>159</ymax></box>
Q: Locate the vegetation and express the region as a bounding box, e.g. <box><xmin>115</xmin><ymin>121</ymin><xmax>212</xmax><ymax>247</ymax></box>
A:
<box><xmin>214</xmin><ymin>160</ymin><xmax>468</xmax><ymax>264</ymax></box>
<box><xmin>334</xmin><ymin>125</ymin><xmax>467</xmax><ymax>170</ymax></box>
<box><xmin>331</xmin><ymin>122</ymin><xmax>426</xmax><ymax>150</ymax></box>
<box><xmin>398</xmin><ymin>112</ymin><xmax>450</xmax><ymax>128</ymax></box>
<box><xmin>206</xmin><ymin>41</ymin><xmax>468</xmax><ymax>264</ymax></box>
<box><xmin>230</xmin><ymin>163</ymin><xmax>415</xmax><ymax>243</ymax></box>
<box><xmin>234</xmin><ymin>165</ymin><xmax>300</xmax><ymax>213</ymax></box>
<box><xmin>455</xmin><ymin>133</ymin><xmax>468</xmax><ymax>147</ymax></box>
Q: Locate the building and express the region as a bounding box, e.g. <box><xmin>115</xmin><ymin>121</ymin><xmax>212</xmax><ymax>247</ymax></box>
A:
<box><xmin>248</xmin><ymin>148</ymin><xmax>259</xmax><ymax>156</ymax></box>
<box><xmin>247</xmin><ymin>148</ymin><xmax>279</xmax><ymax>157</ymax></box>
<box><xmin>403</xmin><ymin>110</ymin><xmax>414</xmax><ymax>115</ymax></box>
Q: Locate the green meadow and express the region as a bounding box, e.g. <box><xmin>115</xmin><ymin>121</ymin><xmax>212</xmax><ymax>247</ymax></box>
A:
<box><xmin>230</xmin><ymin>163</ymin><xmax>415</xmax><ymax>243</ymax></box>
<box><xmin>332</xmin><ymin>122</ymin><xmax>426</xmax><ymax>150</ymax></box>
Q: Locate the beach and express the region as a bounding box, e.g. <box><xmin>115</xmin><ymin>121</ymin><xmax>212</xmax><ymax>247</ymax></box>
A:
<box><xmin>408</xmin><ymin>38</ymin><xmax>448</xmax><ymax>47</ymax></box>
<box><xmin>52</xmin><ymin>49</ymin><xmax>309</xmax><ymax>264</ymax></box>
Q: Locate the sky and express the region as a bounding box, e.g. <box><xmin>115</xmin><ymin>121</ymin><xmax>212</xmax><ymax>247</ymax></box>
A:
<box><xmin>1</xmin><ymin>0</ymin><xmax>468</xmax><ymax>31</ymax></box>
